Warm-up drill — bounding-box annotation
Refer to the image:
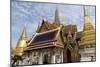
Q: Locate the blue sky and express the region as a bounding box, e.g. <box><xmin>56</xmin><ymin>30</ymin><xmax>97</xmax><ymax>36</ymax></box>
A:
<box><xmin>11</xmin><ymin>1</ymin><xmax>95</xmax><ymax>48</ymax></box>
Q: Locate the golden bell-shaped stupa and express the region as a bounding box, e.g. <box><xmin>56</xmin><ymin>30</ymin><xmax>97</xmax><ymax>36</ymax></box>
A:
<box><xmin>80</xmin><ymin>6</ymin><xmax>96</xmax><ymax>48</ymax></box>
<box><xmin>14</xmin><ymin>26</ymin><xmax>27</xmax><ymax>56</ymax></box>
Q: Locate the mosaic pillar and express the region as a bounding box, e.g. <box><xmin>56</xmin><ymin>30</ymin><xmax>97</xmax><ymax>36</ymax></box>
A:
<box><xmin>51</xmin><ymin>50</ymin><xmax>56</xmax><ymax>64</ymax></box>
<box><xmin>61</xmin><ymin>50</ymin><xmax>63</xmax><ymax>63</ymax></box>
<box><xmin>39</xmin><ymin>52</ymin><xmax>43</xmax><ymax>64</ymax></box>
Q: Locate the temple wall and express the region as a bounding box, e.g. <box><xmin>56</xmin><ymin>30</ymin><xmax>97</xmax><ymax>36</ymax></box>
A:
<box><xmin>19</xmin><ymin>48</ymin><xmax>63</xmax><ymax>65</ymax></box>
<box><xmin>79</xmin><ymin>47</ymin><xmax>96</xmax><ymax>62</ymax></box>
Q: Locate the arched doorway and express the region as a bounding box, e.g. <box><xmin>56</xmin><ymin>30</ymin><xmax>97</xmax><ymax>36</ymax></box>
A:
<box><xmin>43</xmin><ymin>54</ymin><xmax>49</xmax><ymax>64</ymax></box>
<box><xmin>67</xmin><ymin>49</ymin><xmax>72</xmax><ymax>63</ymax></box>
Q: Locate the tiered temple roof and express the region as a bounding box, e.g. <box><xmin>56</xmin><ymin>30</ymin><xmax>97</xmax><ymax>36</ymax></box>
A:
<box><xmin>24</xmin><ymin>27</ymin><xmax>64</xmax><ymax>51</ymax></box>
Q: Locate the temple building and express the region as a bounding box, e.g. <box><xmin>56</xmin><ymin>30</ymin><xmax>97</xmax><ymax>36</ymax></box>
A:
<box><xmin>35</xmin><ymin>8</ymin><xmax>80</xmax><ymax>63</ymax></box>
<box><xmin>12</xmin><ymin>6</ymin><xmax>96</xmax><ymax>65</ymax></box>
<box><xmin>24</xmin><ymin>26</ymin><xmax>64</xmax><ymax>64</ymax></box>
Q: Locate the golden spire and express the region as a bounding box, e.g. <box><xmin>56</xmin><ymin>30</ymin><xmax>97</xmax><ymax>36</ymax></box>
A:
<box><xmin>83</xmin><ymin>6</ymin><xmax>94</xmax><ymax>31</ymax></box>
<box><xmin>83</xmin><ymin>6</ymin><xmax>88</xmax><ymax>17</ymax></box>
<box><xmin>20</xmin><ymin>26</ymin><xmax>27</xmax><ymax>39</ymax></box>
<box><xmin>15</xmin><ymin>25</ymin><xmax>27</xmax><ymax>56</ymax></box>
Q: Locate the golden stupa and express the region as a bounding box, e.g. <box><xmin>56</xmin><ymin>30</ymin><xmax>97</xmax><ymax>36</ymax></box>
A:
<box><xmin>79</xmin><ymin>6</ymin><xmax>96</xmax><ymax>48</ymax></box>
<box><xmin>14</xmin><ymin>26</ymin><xmax>27</xmax><ymax>56</ymax></box>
